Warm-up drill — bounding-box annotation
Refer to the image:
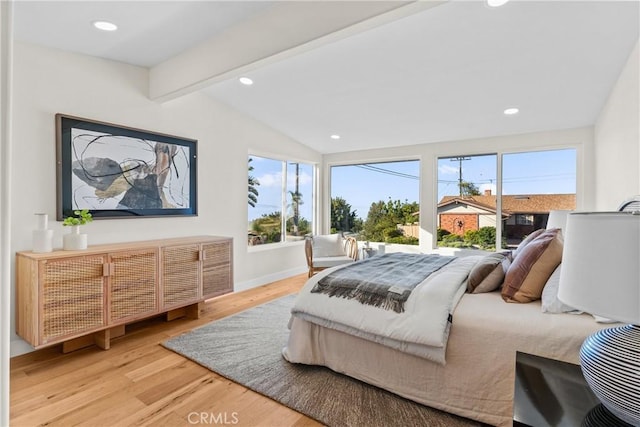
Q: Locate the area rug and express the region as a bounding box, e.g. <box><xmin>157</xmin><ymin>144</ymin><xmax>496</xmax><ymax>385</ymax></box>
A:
<box><xmin>163</xmin><ymin>295</ymin><xmax>483</xmax><ymax>427</ymax></box>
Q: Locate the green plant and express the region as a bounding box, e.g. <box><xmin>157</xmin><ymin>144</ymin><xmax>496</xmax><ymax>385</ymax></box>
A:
<box><xmin>386</xmin><ymin>236</ymin><xmax>419</xmax><ymax>245</ymax></box>
<box><xmin>436</xmin><ymin>228</ymin><xmax>451</xmax><ymax>241</ymax></box>
<box><xmin>442</xmin><ymin>233</ymin><xmax>464</xmax><ymax>244</ymax></box>
<box><xmin>62</xmin><ymin>209</ymin><xmax>93</xmax><ymax>226</ymax></box>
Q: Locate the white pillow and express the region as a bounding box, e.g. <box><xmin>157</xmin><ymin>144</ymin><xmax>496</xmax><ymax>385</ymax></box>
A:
<box><xmin>541</xmin><ymin>264</ymin><xmax>580</xmax><ymax>314</ymax></box>
<box><xmin>542</xmin><ymin>264</ymin><xmax>620</xmax><ymax>323</ymax></box>
<box><xmin>312</xmin><ymin>234</ymin><xmax>345</xmax><ymax>257</ymax></box>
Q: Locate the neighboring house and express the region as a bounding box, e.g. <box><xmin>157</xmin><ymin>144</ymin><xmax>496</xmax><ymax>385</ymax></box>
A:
<box><xmin>437</xmin><ymin>190</ymin><xmax>576</xmax><ymax>241</ymax></box>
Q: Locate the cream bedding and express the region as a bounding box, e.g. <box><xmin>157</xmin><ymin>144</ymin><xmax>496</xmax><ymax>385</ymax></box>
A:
<box><xmin>291</xmin><ymin>255</ymin><xmax>480</xmax><ymax>364</ymax></box>
<box><xmin>283</xmin><ymin>291</ymin><xmax>608</xmax><ymax>427</ymax></box>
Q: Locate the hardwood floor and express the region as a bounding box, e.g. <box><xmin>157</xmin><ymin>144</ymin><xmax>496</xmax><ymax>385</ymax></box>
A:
<box><xmin>10</xmin><ymin>274</ymin><xmax>322</xmax><ymax>427</ymax></box>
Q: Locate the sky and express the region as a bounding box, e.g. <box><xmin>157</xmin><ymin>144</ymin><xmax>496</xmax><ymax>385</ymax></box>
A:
<box><xmin>248</xmin><ymin>156</ymin><xmax>314</xmax><ymax>222</ymax></box>
<box><xmin>331</xmin><ymin>161</ymin><xmax>420</xmax><ymax>220</ymax></box>
<box><xmin>249</xmin><ymin>148</ymin><xmax>577</xmax><ymax>222</ymax></box>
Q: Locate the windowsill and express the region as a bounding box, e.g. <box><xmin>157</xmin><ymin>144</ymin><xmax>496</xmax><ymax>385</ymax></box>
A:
<box><xmin>247</xmin><ymin>239</ymin><xmax>305</xmax><ymax>253</ymax></box>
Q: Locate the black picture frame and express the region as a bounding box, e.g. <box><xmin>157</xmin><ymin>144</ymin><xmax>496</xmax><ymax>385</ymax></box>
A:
<box><xmin>56</xmin><ymin>114</ymin><xmax>197</xmax><ymax>220</ymax></box>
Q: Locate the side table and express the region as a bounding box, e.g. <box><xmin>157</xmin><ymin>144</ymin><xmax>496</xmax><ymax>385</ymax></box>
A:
<box><xmin>361</xmin><ymin>247</ymin><xmax>377</xmax><ymax>259</ymax></box>
<box><xmin>513</xmin><ymin>352</ymin><xmax>632</xmax><ymax>427</ymax></box>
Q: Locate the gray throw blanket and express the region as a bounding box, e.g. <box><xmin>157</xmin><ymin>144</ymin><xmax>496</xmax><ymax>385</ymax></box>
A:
<box><xmin>311</xmin><ymin>253</ymin><xmax>454</xmax><ymax>313</ymax></box>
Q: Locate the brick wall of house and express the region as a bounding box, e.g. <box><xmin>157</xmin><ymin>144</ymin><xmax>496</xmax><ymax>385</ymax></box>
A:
<box><xmin>439</xmin><ymin>213</ymin><xmax>479</xmax><ymax>235</ymax></box>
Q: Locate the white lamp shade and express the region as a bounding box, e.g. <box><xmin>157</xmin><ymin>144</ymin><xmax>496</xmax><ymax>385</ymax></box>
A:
<box><xmin>558</xmin><ymin>212</ymin><xmax>640</xmax><ymax>324</ymax></box>
<box><xmin>546</xmin><ymin>210</ymin><xmax>571</xmax><ymax>231</ymax></box>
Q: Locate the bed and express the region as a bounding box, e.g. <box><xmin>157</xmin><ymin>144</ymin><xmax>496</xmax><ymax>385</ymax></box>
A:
<box><xmin>282</xmin><ymin>229</ymin><xmax>609</xmax><ymax>426</ymax></box>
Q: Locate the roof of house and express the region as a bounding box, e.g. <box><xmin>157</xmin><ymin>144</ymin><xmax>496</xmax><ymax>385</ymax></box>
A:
<box><xmin>438</xmin><ymin>194</ymin><xmax>576</xmax><ymax>215</ymax></box>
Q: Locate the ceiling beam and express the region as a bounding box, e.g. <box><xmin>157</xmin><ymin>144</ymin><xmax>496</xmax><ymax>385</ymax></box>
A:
<box><xmin>149</xmin><ymin>0</ymin><xmax>447</xmax><ymax>103</ymax></box>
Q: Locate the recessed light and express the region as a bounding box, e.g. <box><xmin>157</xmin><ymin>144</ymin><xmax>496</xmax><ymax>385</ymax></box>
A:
<box><xmin>330</xmin><ymin>134</ymin><xmax>341</xmax><ymax>140</ymax></box>
<box><xmin>239</xmin><ymin>77</ymin><xmax>253</xmax><ymax>86</ymax></box>
<box><xmin>92</xmin><ymin>21</ymin><xmax>118</xmax><ymax>32</ymax></box>
<box><xmin>504</xmin><ymin>107</ymin><xmax>519</xmax><ymax>115</ymax></box>
<box><xmin>487</xmin><ymin>0</ymin><xmax>510</xmax><ymax>7</ymax></box>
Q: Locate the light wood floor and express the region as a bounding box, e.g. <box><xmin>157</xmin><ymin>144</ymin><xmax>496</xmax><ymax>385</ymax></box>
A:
<box><xmin>10</xmin><ymin>274</ymin><xmax>322</xmax><ymax>427</ymax></box>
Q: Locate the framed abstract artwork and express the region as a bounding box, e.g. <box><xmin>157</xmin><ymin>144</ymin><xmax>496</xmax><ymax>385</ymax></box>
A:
<box><xmin>56</xmin><ymin>114</ymin><xmax>197</xmax><ymax>220</ymax></box>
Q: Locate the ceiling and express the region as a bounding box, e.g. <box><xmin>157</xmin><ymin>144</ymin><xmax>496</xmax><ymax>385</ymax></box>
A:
<box><xmin>13</xmin><ymin>1</ymin><xmax>276</xmax><ymax>67</ymax></box>
<box><xmin>12</xmin><ymin>0</ymin><xmax>640</xmax><ymax>154</ymax></box>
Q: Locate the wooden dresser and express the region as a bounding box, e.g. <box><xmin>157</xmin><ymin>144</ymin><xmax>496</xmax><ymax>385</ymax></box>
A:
<box><xmin>16</xmin><ymin>235</ymin><xmax>233</xmax><ymax>352</ymax></box>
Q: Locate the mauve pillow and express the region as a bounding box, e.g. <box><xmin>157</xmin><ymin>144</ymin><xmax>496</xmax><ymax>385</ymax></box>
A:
<box><xmin>467</xmin><ymin>253</ymin><xmax>507</xmax><ymax>293</ymax></box>
<box><xmin>502</xmin><ymin>229</ymin><xmax>563</xmax><ymax>303</ymax></box>
<box><xmin>512</xmin><ymin>228</ymin><xmax>545</xmax><ymax>260</ymax></box>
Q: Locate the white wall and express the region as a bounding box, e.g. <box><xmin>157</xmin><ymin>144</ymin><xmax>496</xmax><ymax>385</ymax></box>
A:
<box><xmin>323</xmin><ymin>126</ymin><xmax>594</xmax><ymax>252</ymax></box>
<box><xmin>594</xmin><ymin>40</ymin><xmax>640</xmax><ymax>210</ymax></box>
<box><xmin>1</xmin><ymin>2</ymin><xmax>13</xmax><ymax>425</ymax></box>
<box><xmin>9</xmin><ymin>42</ymin><xmax>321</xmax><ymax>355</ymax></box>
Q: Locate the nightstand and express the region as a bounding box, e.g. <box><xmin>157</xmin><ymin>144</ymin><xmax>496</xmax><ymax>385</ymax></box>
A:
<box><xmin>513</xmin><ymin>352</ymin><xmax>631</xmax><ymax>427</ymax></box>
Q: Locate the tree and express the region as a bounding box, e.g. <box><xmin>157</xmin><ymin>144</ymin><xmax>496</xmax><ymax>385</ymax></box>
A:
<box><xmin>459</xmin><ymin>180</ymin><xmax>481</xmax><ymax>197</ymax></box>
<box><xmin>286</xmin><ymin>215</ymin><xmax>310</xmax><ymax>236</ymax></box>
<box><xmin>251</xmin><ymin>211</ymin><xmax>281</xmax><ymax>243</ymax></box>
<box><xmin>288</xmin><ymin>189</ymin><xmax>303</xmax><ymax>236</ymax></box>
<box><xmin>248</xmin><ymin>158</ymin><xmax>260</xmax><ymax>207</ymax></box>
<box><xmin>362</xmin><ymin>201</ymin><xmax>395</xmax><ymax>242</ymax></box>
<box><xmin>288</xmin><ymin>163</ymin><xmax>302</xmax><ymax>235</ymax></box>
<box><xmin>361</xmin><ymin>199</ymin><xmax>419</xmax><ymax>244</ymax></box>
<box><xmin>330</xmin><ymin>197</ymin><xmax>359</xmax><ymax>233</ymax></box>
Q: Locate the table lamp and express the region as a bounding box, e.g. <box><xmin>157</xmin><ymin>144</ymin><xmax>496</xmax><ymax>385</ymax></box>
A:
<box><xmin>558</xmin><ymin>212</ymin><xmax>640</xmax><ymax>425</ymax></box>
<box><xmin>546</xmin><ymin>210</ymin><xmax>572</xmax><ymax>231</ymax></box>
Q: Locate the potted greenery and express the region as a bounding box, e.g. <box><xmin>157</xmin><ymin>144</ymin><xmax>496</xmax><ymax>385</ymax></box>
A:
<box><xmin>62</xmin><ymin>209</ymin><xmax>93</xmax><ymax>250</ymax></box>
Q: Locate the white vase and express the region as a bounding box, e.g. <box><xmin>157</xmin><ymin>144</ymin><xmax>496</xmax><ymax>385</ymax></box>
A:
<box><xmin>63</xmin><ymin>225</ymin><xmax>88</xmax><ymax>250</ymax></box>
<box><xmin>32</xmin><ymin>213</ymin><xmax>53</xmax><ymax>253</ymax></box>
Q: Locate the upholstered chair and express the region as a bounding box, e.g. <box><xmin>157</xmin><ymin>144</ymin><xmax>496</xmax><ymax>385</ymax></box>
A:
<box><xmin>305</xmin><ymin>234</ymin><xmax>359</xmax><ymax>277</ymax></box>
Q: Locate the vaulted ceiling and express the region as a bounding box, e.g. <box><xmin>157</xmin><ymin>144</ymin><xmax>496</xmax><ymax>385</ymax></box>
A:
<box><xmin>13</xmin><ymin>0</ymin><xmax>640</xmax><ymax>153</ymax></box>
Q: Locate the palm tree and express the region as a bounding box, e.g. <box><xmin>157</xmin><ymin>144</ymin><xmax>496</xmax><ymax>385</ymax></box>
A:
<box><xmin>289</xmin><ymin>163</ymin><xmax>302</xmax><ymax>235</ymax></box>
<box><xmin>289</xmin><ymin>190</ymin><xmax>303</xmax><ymax>235</ymax></box>
<box><xmin>248</xmin><ymin>158</ymin><xmax>260</xmax><ymax>207</ymax></box>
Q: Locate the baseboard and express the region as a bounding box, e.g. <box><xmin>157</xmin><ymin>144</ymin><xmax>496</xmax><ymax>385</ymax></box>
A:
<box><xmin>234</xmin><ymin>266</ymin><xmax>307</xmax><ymax>292</ymax></box>
<box><xmin>10</xmin><ymin>337</ymin><xmax>35</xmax><ymax>358</ymax></box>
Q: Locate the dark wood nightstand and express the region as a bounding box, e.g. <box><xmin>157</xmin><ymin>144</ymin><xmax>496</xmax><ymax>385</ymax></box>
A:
<box><xmin>513</xmin><ymin>352</ymin><xmax>632</xmax><ymax>427</ymax></box>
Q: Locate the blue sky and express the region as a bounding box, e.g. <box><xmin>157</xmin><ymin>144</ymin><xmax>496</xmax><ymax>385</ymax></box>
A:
<box><xmin>331</xmin><ymin>161</ymin><xmax>420</xmax><ymax>220</ymax></box>
<box><xmin>250</xmin><ymin>149</ymin><xmax>576</xmax><ymax>222</ymax></box>
<box><xmin>332</xmin><ymin>149</ymin><xmax>576</xmax><ymax>220</ymax></box>
<box><xmin>249</xmin><ymin>157</ymin><xmax>314</xmax><ymax>222</ymax></box>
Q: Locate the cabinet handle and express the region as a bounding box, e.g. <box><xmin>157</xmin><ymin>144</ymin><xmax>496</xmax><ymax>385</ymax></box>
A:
<box><xmin>102</xmin><ymin>263</ymin><xmax>116</xmax><ymax>276</ymax></box>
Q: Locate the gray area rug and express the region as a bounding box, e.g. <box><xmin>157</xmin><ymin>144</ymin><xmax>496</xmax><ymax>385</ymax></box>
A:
<box><xmin>163</xmin><ymin>295</ymin><xmax>483</xmax><ymax>427</ymax></box>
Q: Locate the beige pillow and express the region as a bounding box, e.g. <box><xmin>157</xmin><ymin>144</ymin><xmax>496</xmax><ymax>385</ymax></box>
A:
<box><xmin>502</xmin><ymin>229</ymin><xmax>563</xmax><ymax>303</ymax></box>
<box><xmin>312</xmin><ymin>234</ymin><xmax>345</xmax><ymax>257</ymax></box>
<box><xmin>467</xmin><ymin>253</ymin><xmax>507</xmax><ymax>293</ymax></box>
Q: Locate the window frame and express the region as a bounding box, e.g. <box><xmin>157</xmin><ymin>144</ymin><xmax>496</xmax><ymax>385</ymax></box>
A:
<box><xmin>515</xmin><ymin>214</ymin><xmax>534</xmax><ymax>226</ymax></box>
<box><xmin>327</xmin><ymin>157</ymin><xmax>421</xmax><ymax>242</ymax></box>
<box><xmin>247</xmin><ymin>153</ymin><xmax>317</xmax><ymax>249</ymax></box>
<box><xmin>435</xmin><ymin>146</ymin><xmax>578</xmax><ymax>250</ymax></box>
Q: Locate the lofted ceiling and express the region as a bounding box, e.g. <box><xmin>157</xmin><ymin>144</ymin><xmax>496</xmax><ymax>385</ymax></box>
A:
<box><xmin>12</xmin><ymin>0</ymin><xmax>640</xmax><ymax>154</ymax></box>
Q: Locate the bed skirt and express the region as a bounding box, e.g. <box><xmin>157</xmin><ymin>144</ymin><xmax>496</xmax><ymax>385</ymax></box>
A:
<box><xmin>283</xmin><ymin>292</ymin><xmax>607</xmax><ymax>427</ymax></box>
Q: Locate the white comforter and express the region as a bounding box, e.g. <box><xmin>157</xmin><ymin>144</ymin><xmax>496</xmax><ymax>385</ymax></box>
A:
<box><xmin>290</xmin><ymin>254</ymin><xmax>481</xmax><ymax>364</ymax></box>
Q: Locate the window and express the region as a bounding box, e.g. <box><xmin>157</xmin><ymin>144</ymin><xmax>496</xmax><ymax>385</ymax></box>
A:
<box><xmin>248</xmin><ymin>156</ymin><xmax>314</xmax><ymax>246</ymax></box>
<box><xmin>330</xmin><ymin>160</ymin><xmax>420</xmax><ymax>244</ymax></box>
<box><xmin>515</xmin><ymin>214</ymin><xmax>534</xmax><ymax>226</ymax></box>
<box><xmin>437</xmin><ymin>154</ymin><xmax>498</xmax><ymax>250</ymax></box>
<box><xmin>436</xmin><ymin>148</ymin><xmax>576</xmax><ymax>250</ymax></box>
<box><xmin>502</xmin><ymin>148</ymin><xmax>576</xmax><ymax>246</ymax></box>
<box><xmin>286</xmin><ymin>161</ymin><xmax>314</xmax><ymax>241</ymax></box>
